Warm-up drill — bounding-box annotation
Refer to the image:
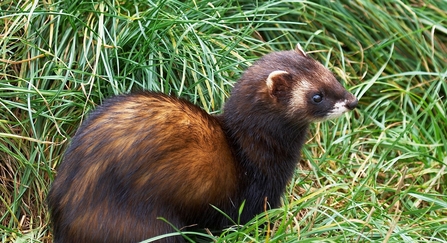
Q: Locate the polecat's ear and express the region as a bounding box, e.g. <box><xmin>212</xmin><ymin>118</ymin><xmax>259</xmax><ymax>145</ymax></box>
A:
<box><xmin>295</xmin><ymin>43</ymin><xmax>307</xmax><ymax>57</ymax></box>
<box><xmin>266</xmin><ymin>70</ymin><xmax>291</xmax><ymax>100</ymax></box>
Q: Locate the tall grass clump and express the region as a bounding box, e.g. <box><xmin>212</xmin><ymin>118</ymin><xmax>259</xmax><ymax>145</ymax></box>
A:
<box><xmin>1</xmin><ymin>0</ymin><xmax>446</xmax><ymax>242</ymax></box>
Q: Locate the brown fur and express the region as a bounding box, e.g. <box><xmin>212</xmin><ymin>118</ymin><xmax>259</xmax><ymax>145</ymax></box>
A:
<box><xmin>48</xmin><ymin>45</ymin><xmax>358</xmax><ymax>243</ymax></box>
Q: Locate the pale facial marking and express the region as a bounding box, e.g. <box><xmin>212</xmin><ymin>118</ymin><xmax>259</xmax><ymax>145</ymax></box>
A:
<box><xmin>288</xmin><ymin>79</ymin><xmax>312</xmax><ymax>116</ymax></box>
<box><xmin>325</xmin><ymin>100</ymin><xmax>350</xmax><ymax>120</ymax></box>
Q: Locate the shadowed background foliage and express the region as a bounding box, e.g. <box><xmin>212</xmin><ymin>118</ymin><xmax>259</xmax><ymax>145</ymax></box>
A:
<box><xmin>1</xmin><ymin>0</ymin><xmax>446</xmax><ymax>242</ymax></box>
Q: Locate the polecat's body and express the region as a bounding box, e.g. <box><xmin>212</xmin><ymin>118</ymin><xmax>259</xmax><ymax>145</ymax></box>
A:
<box><xmin>48</xmin><ymin>45</ymin><xmax>358</xmax><ymax>243</ymax></box>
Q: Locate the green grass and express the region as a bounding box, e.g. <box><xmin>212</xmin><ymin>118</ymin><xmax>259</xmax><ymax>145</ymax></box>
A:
<box><xmin>1</xmin><ymin>0</ymin><xmax>446</xmax><ymax>242</ymax></box>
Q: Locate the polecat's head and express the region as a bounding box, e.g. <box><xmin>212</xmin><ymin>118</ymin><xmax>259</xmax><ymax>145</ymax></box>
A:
<box><xmin>230</xmin><ymin>44</ymin><xmax>358</xmax><ymax>124</ymax></box>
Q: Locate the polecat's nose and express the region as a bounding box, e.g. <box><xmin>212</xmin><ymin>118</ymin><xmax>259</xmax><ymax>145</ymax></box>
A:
<box><xmin>346</xmin><ymin>97</ymin><xmax>358</xmax><ymax>110</ymax></box>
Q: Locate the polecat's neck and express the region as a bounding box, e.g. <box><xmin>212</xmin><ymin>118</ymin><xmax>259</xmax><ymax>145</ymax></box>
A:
<box><xmin>217</xmin><ymin>109</ymin><xmax>309</xmax><ymax>223</ymax></box>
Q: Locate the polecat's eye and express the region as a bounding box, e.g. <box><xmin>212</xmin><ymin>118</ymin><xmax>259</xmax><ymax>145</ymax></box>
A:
<box><xmin>312</xmin><ymin>94</ymin><xmax>323</xmax><ymax>103</ymax></box>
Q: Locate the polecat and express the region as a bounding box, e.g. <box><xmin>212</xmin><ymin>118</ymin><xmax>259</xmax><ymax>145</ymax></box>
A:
<box><xmin>47</xmin><ymin>44</ymin><xmax>358</xmax><ymax>243</ymax></box>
